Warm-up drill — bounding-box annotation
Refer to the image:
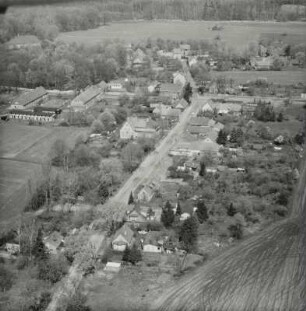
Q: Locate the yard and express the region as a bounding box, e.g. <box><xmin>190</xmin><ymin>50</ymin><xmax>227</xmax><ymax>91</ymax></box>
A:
<box><xmin>57</xmin><ymin>20</ymin><xmax>306</xmax><ymax>50</ymax></box>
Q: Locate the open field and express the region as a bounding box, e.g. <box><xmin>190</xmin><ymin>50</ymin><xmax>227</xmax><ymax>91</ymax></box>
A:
<box><xmin>0</xmin><ymin>159</ymin><xmax>43</xmax><ymax>222</ymax></box>
<box><xmin>0</xmin><ymin>123</ymin><xmax>87</xmax><ymax>223</ymax></box>
<box><xmin>211</xmin><ymin>70</ymin><xmax>306</xmax><ymax>85</ymax></box>
<box><xmin>57</xmin><ymin>21</ymin><xmax>306</xmax><ymax>50</ymax></box>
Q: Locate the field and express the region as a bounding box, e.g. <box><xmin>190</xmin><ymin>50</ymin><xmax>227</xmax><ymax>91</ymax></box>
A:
<box><xmin>211</xmin><ymin>70</ymin><xmax>306</xmax><ymax>85</ymax></box>
<box><xmin>0</xmin><ymin>123</ymin><xmax>87</xmax><ymax>224</ymax></box>
<box><xmin>57</xmin><ymin>20</ymin><xmax>306</xmax><ymax>50</ymax></box>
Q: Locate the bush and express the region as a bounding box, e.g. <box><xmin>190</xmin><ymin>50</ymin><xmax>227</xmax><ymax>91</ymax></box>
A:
<box><xmin>0</xmin><ymin>265</ymin><xmax>14</xmax><ymax>292</ymax></box>
<box><xmin>16</xmin><ymin>255</ymin><xmax>29</xmax><ymax>270</ymax></box>
<box><xmin>38</xmin><ymin>254</ymin><xmax>69</xmax><ymax>283</ymax></box>
<box><xmin>66</xmin><ymin>292</ymin><xmax>91</xmax><ymax>311</ymax></box>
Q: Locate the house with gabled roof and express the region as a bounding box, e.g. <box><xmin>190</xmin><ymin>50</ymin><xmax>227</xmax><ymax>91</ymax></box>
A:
<box><xmin>136</xmin><ymin>185</ymin><xmax>155</xmax><ymax>202</ymax></box>
<box><xmin>120</xmin><ymin>116</ymin><xmax>158</xmax><ymax>139</ymax></box>
<box><xmin>112</xmin><ymin>223</ymin><xmax>134</xmax><ymax>251</ymax></box>
<box><xmin>189</xmin><ymin>117</ymin><xmax>215</xmax><ymax>127</ymax></box>
<box><xmin>175</xmin><ymin>98</ymin><xmax>189</xmax><ymax>111</ymax></box>
<box><xmin>126</xmin><ymin>204</ymin><xmax>161</xmax><ymax>224</ymax></box>
<box><xmin>164</xmin><ymin>108</ymin><xmax>181</xmax><ymax>122</ymax></box>
<box><xmin>11</xmin><ymin>87</ymin><xmax>48</xmax><ymax>110</ymax></box>
<box><xmin>173</xmin><ymin>72</ymin><xmax>187</xmax><ymax>86</ymax></box>
<box><xmin>202</xmin><ymin>102</ymin><xmax>214</xmax><ymax>112</ymax></box>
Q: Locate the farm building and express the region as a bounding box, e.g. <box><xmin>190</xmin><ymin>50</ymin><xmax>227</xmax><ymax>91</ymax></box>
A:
<box><xmin>6</xmin><ymin>35</ymin><xmax>40</xmax><ymax>50</ymax></box>
<box><xmin>250</xmin><ymin>56</ymin><xmax>273</xmax><ymax>70</ymax></box>
<box><xmin>135</xmin><ymin>184</ymin><xmax>156</xmax><ymax>202</ymax></box>
<box><xmin>112</xmin><ymin>223</ymin><xmax>134</xmax><ymax>252</ymax></box>
<box><xmin>11</xmin><ymin>87</ymin><xmax>48</xmax><ymax>110</ymax></box>
<box><xmin>120</xmin><ymin>116</ymin><xmax>158</xmax><ymax>139</ymax></box>
<box><xmin>202</xmin><ymin>102</ymin><xmax>214</xmax><ymax>112</ymax></box>
<box><xmin>104</xmin><ymin>262</ymin><xmax>121</xmax><ymax>272</ymax></box>
<box><xmin>9</xmin><ymin>109</ymin><xmax>56</xmax><ymax>122</ymax></box>
<box><xmin>70</xmin><ymin>86</ymin><xmax>100</xmax><ymax>111</ymax></box>
<box><xmin>108</xmin><ymin>79</ymin><xmax>127</xmax><ymax>91</ymax></box>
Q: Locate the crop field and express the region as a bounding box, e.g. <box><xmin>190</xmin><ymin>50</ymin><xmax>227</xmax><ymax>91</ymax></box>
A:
<box><xmin>211</xmin><ymin>70</ymin><xmax>306</xmax><ymax>85</ymax></box>
<box><xmin>152</xmin><ymin>155</ymin><xmax>306</xmax><ymax>311</ymax></box>
<box><xmin>57</xmin><ymin>21</ymin><xmax>306</xmax><ymax>50</ymax></box>
<box><xmin>0</xmin><ymin>123</ymin><xmax>87</xmax><ymax>223</ymax></box>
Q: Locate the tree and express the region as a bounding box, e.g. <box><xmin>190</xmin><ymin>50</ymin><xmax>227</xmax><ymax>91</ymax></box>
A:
<box><xmin>227</xmin><ymin>202</ymin><xmax>237</xmax><ymax>216</ymax></box>
<box><xmin>38</xmin><ymin>254</ymin><xmax>69</xmax><ymax>283</ymax></box>
<box><xmin>179</xmin><ymin>216</ymin><xmax>198</xmax><ymax>253</ymax></box>
<box><xmin>176</xmin><ymin>201</ymin><xmax>182</xmax><ymax>216</ymax></box>
<box><xmin>90</xmin><ymin>119</ymin><xmax>104</xmax><ymax>134</ymax></box>
<box><xmin>33</xmin><ymin>227</ymin><xmax>48</xmax><ymax>262</ymax></box>
<box><xmin>183</xmin><ymin>82</ymin><xmax>192</xmax><ymax>104</ymax></box>
<box><xmin>161</xmin><ymin>201</ymin><xmax>175</xmax><ymax>228</ymax></box>
<box><xmin>121</xmin><ymin>142</ymin><xmax>144</xmax><ymax>172</ymax></box>
<box><xmin>66</xmin><ymin>292</ymin><xmax>91</xmax><ymax>311</ymax></box>
<box><xmin>196</xmin><ymin>200</ymin><xmax>208</xmax><ymax>223</ymax></box>
<box><xmin>294</xmin><ymin>133</ymin><xmax>305</xmax><ymax>145</ymax></box>
<box><xmin>199</xmin><ymin>161</ymin><xmax>206</xmax><ymax>177</ymax></box>
<box><xmin>277</xmin><ymin>112</ymin><xmax>283</xmax><ymax>122</ymax></box>
<box><xmin>228</xmin><ymin>223</ymin><xmax>243</xmax><ymax>240</ymax></box>
<box><xmin>216</xmin><ymin>129</ymin><xmax>227</xmax><ymax>145</ymax></box>
<box><xmin>122</xmin><ymin>244</ymin><xmax>142</xmax><ymax>265</ymax></box>
<box><xmin>128</xmin><ymin>192</ymin><xmax>134</xmax><ymax>205</ymax></box>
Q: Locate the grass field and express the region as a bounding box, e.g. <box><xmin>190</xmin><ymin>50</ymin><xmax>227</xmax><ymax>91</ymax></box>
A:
<box><xmin>211</xmin><ymin>70</ymin><xmax>306</xmax><ymax>85</ymax></box>
<box><xmin>0</xmin><ymin>123</ymin><xmax>87</xmax><ymax>224</ymax></box>
<box><xmin>57</xmin><ymin>20</ymin><xmax>306</xmax><ymax>50</ymax></box>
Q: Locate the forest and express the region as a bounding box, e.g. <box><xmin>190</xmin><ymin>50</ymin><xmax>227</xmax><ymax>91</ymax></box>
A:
<box><xmin>0</xmin><ymin>0</ymin><xmax>305</xmax><ymax>43</ymax></box>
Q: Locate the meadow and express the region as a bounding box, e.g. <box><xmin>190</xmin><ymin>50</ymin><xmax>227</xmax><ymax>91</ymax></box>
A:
<box><xmin>57</xmin><ymin>20</ymin><xmax>306</xmax><ymax>50</ymax></box>
<box><xmin>211</xmin><ymin>70</ymin><xmax>306</xmax><ymax>85</ymax></box>
<box><xmin>0</xmin><ymin>123</ymin><xmax>87</xmax><ymax>224</ymax></box>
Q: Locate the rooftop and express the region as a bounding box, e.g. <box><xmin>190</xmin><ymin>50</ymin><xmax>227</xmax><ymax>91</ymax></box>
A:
<box><xmin>14</xmin><ymin>87</ymin><xmax>47</xmax><ymax>107</ymax></box>
<box><xmin>159</xmin><ymin>83</ymin><xmax>183</xmax><ymax>93</ymax></box>
<box><xmin>113</xmin><ymin>223</ymin><xmax>134</xmax><ymax>244</ymax></box>
<box><xmin>71</xmin><ymin>86</ymin><xmax>100</xmax><ymax>106</ymax></box>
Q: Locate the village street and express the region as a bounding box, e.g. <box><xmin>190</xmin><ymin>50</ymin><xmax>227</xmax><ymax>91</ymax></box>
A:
<box><xmin>106</xmin><ymin>93</ymin><xmax>206</xmax><ymax>219</ymax></box>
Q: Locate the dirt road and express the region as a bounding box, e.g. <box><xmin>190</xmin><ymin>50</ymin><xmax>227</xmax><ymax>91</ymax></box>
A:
<box><xmin>152</xmin><ymin>153</ymin><xmax>306</xmax><ymax>311</ymax></box>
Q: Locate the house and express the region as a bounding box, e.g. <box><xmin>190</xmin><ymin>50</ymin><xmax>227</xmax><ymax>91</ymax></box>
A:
<box><xmin>173</xmin><ymin>72</ymin><xmax>187</xmax><ymax>86</ymax></box>
<box><xmin>112</xmin><ymin>223</ymin><xmax>134</xmax><ymax>251</ymax></box>
<box><xmin>5</xmin><ymin>243</ymin><xmax>20</xmax><ymax>255</ymax></box>
<box><xmin>189</xmin><ymin>117</ymin><xmax>215</xmax><ymax>127</ymax></box>
<box><xmin>142</xmin><ymin>231</ymin><xmax>164</xmax><ymax>253</ymax></box>
<box><xmin>6</xmin><ymin>35</ymin><xmax>40</xmax><ymax>50</ymax></box>
<box><xmin>175</xmin><ymin>98</ymin><xmax>189</xmax><ymax>111</ymax></box>
<box><xmin>179</xmin><ymin>44</ymin><xmax>191</xmax><ymax>57</ymax></box>
<box><xmin>202</xmin><ymin>102</ymin><xmax>214</xmax><ymax>112</ymax></box>
<box><xmin>136</xmin><ymin>184</ymin><xmax>155</xmax><ymax>202</ymax></box>
<box><xmin>126</xmin><ymin>204</ymin><xmax>161</xmax><ymax>224</ymax></box>
<box><xmin>159</xmin><ymin>83</ymin><xmax>183</xmax><ymax>100</ymax></box>
<box><xmin>206</xmin><ymin>167</ymin><xmax>217</xmax><ymax>174</ymax></box>
<box><xmin>70</xmin><ymin>86</ymin><xmax>100</xmax><ymax>111</ymax></box>
<box><xmin>250</xmin><ymin>56</ymin><xmax>273</xmax><ymax>70</ymax></box>
<box><xmin>169</xmin><ymin>140</ymin><xmax>220</xmax><ymax>157</ymax></box>
<box><xmin>11</xmin><ymin>87</ymin><xmax>48</xmax><ymax>110</ymax></box>
<box><xmin>172</xmin><ymin>48</ymin><xmax>183</xmax><ymax>59</ymax></box>
<box><xmin>212</xmin><ymin>103</ymin><xmax>242</xmax><ymax>116</ymax></box>
<box><xmin>148</xmin><ymin>81</ymin><xmax>160</xmax><ymax>93</ymax></box>
<box><xmin>188</xmin><ymin>57</ymin><xmax>198</xmax><ymax>67</ymax></box>
<box><xmin>44</xmin><ymin>231</ymin><xmax>64</xmax><ymax>254</ymax></box>
<box><xmin>120</xmin><ymin>116</ymin><xmax>158</xmax><ymax>139</ymax></box>
<box><xmin>213</xmin><ymin>122</ymin><xmax>225</xmax><ymax>132</ymax></box>
<box><xmin>104</xmin><ymin>262</ymin><xmax>121</xmax><ymax>272</ymax></box>
<box><xmin>153</xmin><ymin>104</ymin><xmax>172</xmax><ymax>116</ymax></box>
<box><xmin>180</xmin><ymin>212</ymin><xmax>190</xmax><ymax>221</ymax></box>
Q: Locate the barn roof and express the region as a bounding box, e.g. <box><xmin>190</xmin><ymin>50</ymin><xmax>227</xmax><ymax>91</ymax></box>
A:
<box><xmin>14</xmin><ymin>87</ymin><xmax>47</xmax><ymax>107</ymax></box>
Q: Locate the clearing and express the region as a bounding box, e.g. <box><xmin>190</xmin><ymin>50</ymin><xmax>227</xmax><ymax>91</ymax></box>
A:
<box><xmin>57</xmin><ymin>20</ymin><xmax>306</xmax><ymax>50</ymax></box>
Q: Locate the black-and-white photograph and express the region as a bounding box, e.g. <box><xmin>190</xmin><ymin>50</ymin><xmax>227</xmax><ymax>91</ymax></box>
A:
<box><xmin>0</xmin><ymin>1</ymin><xmax>305</xmax><ymax>310</ymax></box>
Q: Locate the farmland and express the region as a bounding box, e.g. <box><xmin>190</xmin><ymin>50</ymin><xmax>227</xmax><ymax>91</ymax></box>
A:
<box><xmin>57</xmin><ymin>20</ymin><xmax>306</xmax><ymax>50</ymax></box>
<box><xmin>0</xmin><ymin>123</ymin><xmax>87</xmax><ymax>224</ymax></box>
